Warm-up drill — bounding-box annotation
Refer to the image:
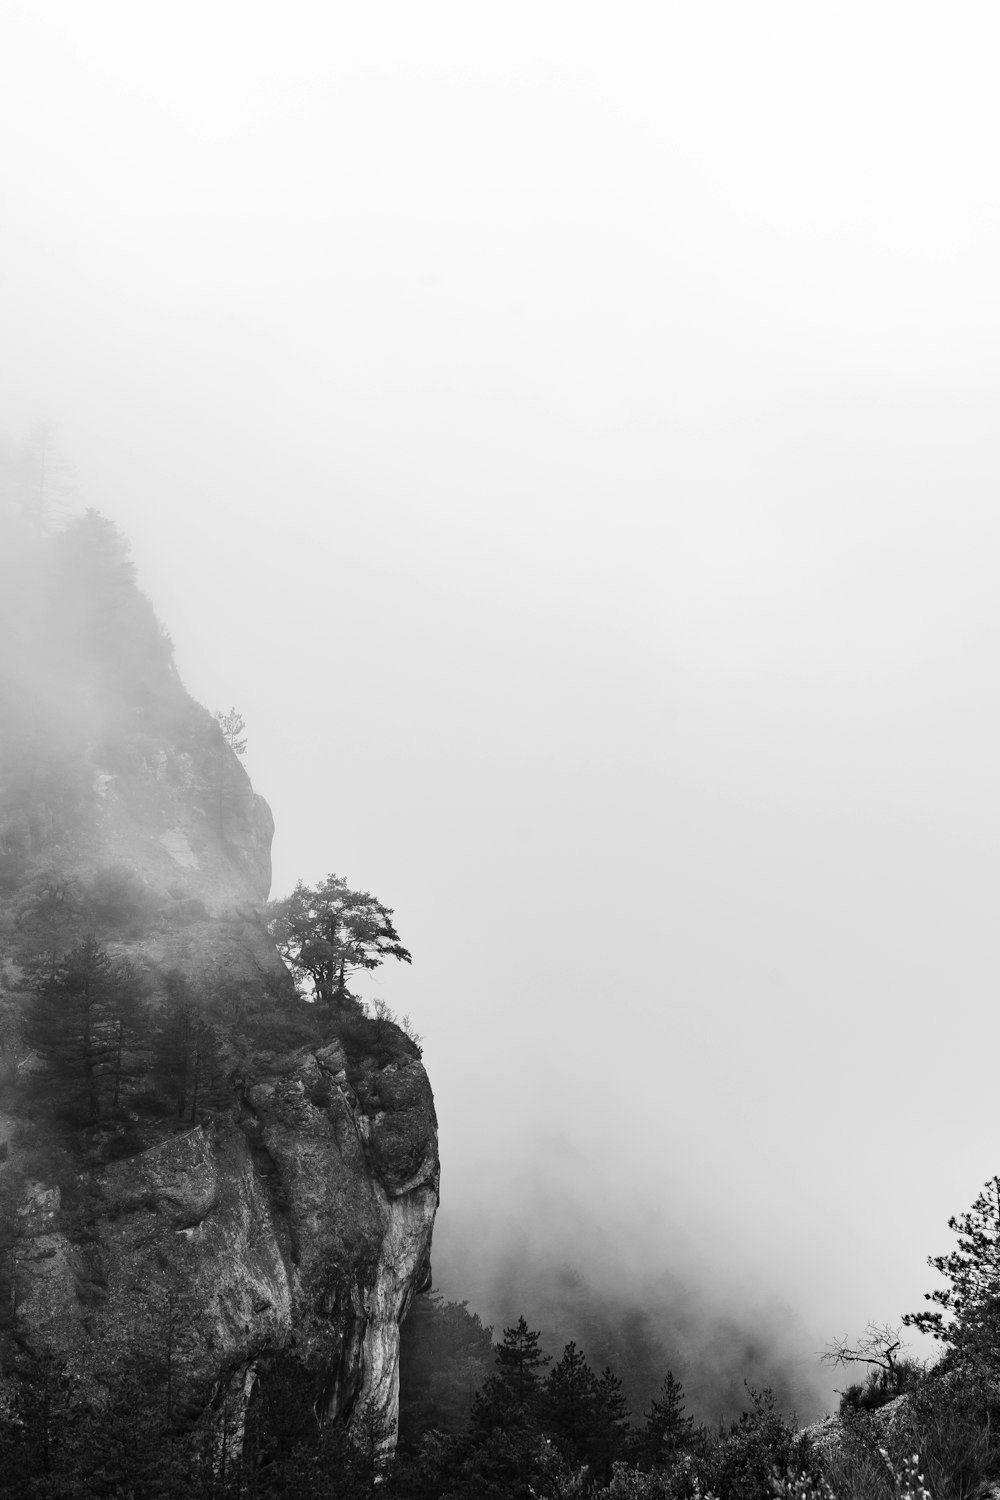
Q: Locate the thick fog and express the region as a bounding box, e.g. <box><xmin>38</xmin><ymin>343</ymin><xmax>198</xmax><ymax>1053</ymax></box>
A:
<box><xmin>4</xmin><ymin>1</ymin><xmax>1000</xmax><ymax>1419</ymax></box>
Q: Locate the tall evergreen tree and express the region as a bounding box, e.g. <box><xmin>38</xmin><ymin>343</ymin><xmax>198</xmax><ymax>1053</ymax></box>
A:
<box><xmin>589</xmin><ymin>1366</ymin><xmax>631</xmax><ymax>1482</ymax></box>
<box><xmin>496</xmin><ymin>1315</ymin><xmax>551</xmax><ymax>1408</ymax></box>
<box><xmin>471</xmin><ymin>1315</ymin><xmax>550</xmax><ymax>1439</ymax></box>
<box><xmin>543</xmin><ymin>1340</ymin><xmax>598</xmax><ymax>1450</ymax></box>
<box><xmin>641</xmin><ymin>1369</ymin><xmax>696</xmax><ymax>1469</ymax></box>
<box><xmin>14</xmin><ymin>871</ymin><xmax>86</xmax><ymax>983</ymax></box>
<box><xmin>26</xmin><ymin>935</ymin><xmax>117</xmax><ymax>1119</ymax></box>
<box><xmin>153</xmin><ymin>972</ymin><xmax>227</xmax><ymax>1122</ymax></box>
<box><xmin>904</xmin><ymin>1175</ymin><xmax>1000</xmax><ymax>1367</ymax></box>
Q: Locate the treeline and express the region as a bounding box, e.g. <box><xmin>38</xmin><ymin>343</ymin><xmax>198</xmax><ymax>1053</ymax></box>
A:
<box><xmin>0</xmin><ymin>1291</ymin><xmax>796</xmax><ymax>1499</ymax></box>
<box><xmin>1</xmin><ymin>868</ymin><xmax>231</xmax><ymax>1127</ymax></box>
<box><xmin>392</xmin><ymin>1303</ymin><xmax>817</xmax><ymax>1500</ymax></box>
<box><xmin>0</xmin><ymin>1290</ymin><xmax>820</xmax><ymax>1499</ymax></box>
<box><xmin>1</xmin><ymin>873</ymin><xmax>420</xmax><ymax>1133</ymax></box>
<box><xmin>8</xmin><ymin>1197</ymin><xmax>1000</xmax><ymax>1497</ymax></box>
<box><xmin>3</xmin><ymin>912</ymin><xmax>361</xmax><ymax>1138</ymax></box>
<box><xmin>20</xmin><ymin>936</ymin><xmax>228</xmax><ymax>1131</ymax></box>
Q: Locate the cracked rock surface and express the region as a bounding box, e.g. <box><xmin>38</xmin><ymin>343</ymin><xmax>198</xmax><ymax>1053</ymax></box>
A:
<box><xmin>0</xmin><ymin>557</ymin><xmax>439</xmax><ymax>1455</ymax></box>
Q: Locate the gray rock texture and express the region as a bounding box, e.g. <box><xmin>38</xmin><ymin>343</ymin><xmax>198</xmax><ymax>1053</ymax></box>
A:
<box><xmin>0</xmin><ymin>528</ymin><xmax>438</xmax><ymax>1456</ymax></box>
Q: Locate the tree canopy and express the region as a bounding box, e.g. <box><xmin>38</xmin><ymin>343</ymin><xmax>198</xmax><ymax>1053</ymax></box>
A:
<box><xmin>903</xmin><ymin>1175</ymin><xmax>1000</xmax><ymax>1368</ymax></box>
<box><xmin>266</xmin><ymin>874</ymin><xmax>411</xmax><ymax>1007</ymax></box>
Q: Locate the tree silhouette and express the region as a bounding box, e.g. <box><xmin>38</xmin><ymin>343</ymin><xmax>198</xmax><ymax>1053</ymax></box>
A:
<box><xmin>641</xmin><ymin>1369</ymin><xmax>695</xmax><ymax>1468</ymax></box>
<box><xmin>543</xmin><ymin>1339</ymin><xmax>598</xmax><ymax>1450</ymax></box>
<box><xmin>589</xmin><ymin>1366</ymin><xmax>631</xmax><ymax>1482</ymax></box>
<box><xmin>214</xmin><ymin>707</ymin><xmax>247</xmax><ymax>757</ymax></box>
<box><xmin>904</xmin><ymin>1175</ymin><xmax>1000</xmax><ymax>1368</ymax></box>
<box><xmin>496</xmin><ymin>1315</ymin><xmax>551</xmax><ymax>1408</ymax></box>
<box><xmin>13</xmin><ymin>871</ymin><xmax>86</xmax><ymax>983</ymax></box>
<box><xmin>266</xmin><ymin>874</ymin><xmax>411</xmax><ymax>1007</ymax></box>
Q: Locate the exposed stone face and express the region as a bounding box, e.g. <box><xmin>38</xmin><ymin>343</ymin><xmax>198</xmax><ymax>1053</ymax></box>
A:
<box><xmin>0</xmin><ymin>538</ymin><xmax>438</xmax><ymax>1456</ymax></box>
<box><xmin>1</xmin><ymin>715</ymin><xmax>438</xmax><ymax>1445</ymax></box>
<box><xmin>7</xmin><ymin>1039</ymin><xmax>438</xmax><ymax>1446</ymax></box>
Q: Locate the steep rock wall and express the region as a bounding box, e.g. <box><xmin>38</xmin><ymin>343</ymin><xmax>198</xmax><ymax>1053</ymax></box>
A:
<box><xmin>5</xmin><ymin>1041</ymin><xmax>437</xmax><ymax>1449</ymax></box>
<box><xmin>0</xmin><ymin>513</ymin><xmax>438</xmax><ymax>1458</ymax></box>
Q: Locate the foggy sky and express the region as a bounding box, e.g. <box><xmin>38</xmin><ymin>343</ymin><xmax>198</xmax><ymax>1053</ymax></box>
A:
<box><xmin>4</xmin><ymin>1</ymin><xmax>1000</xmax><ymax>1412</ymax></box>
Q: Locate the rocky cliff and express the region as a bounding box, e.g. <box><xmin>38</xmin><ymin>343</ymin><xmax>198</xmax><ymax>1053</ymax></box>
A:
<box><xmin>0</xmin><ymin>510</ymin><xmax>438</xmax><ymax>1465</ymax></box>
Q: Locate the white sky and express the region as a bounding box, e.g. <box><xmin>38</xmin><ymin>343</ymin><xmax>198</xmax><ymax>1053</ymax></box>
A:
<box><xmin>4</xmin><ymin>0</ymin><xmax>1000</xmax><ymax>1391</ymax></box>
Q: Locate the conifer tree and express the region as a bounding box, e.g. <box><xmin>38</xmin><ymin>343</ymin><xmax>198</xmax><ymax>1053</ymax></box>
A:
<box><xmin>214</xmin><ymin>707</ymin><xmax>247</xmax><ymax>756</ymax></box>
<box><xmin>641</xmin><ymin>1370</ymin><xmax>695</xmax><ymax>1468</ymax></box>
<box><xmin>471</xmin><ymin>1315</ymin><xmax>550</xmax><ymax>1438</ymax></box>
<box><xmin>14</xmin><ymin>871</ymin><xmax>86</xmax><ymax>983</ymax></box>
<box><xmin>543</xmin><ymin>1340</ymin><xmax>598</xmax><ymax>1448</ymax></box>
<box><xmin>267</xmin><ymin>874</ymin><xmax>411</xmax><ymax>1007</ymax></box>
<box><xmin>903</xmin><ymin>1175</ymin><xmax>1000</xmax><ymax>1367</ymax></box>
<box><xmin>496</xmin><ymin>1315</ymin><xmax>551</xmax><ymax>1407</ymax></box>
<box><xmin>590</xmin><ymin>1366</ymin><xmax>632</xmax><ymax>1482</ymax></box>
<box><xmin>26</xmin><ymin>936</ymin><xmax>117</xmax><ymax>1120</ymax></box>
<box><xmin>153</xmin><ymin>972</ymin><xmax>228</xmax><ymax>1122</ymax></box>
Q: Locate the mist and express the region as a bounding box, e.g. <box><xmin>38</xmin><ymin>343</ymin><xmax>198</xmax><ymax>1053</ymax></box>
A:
<box><xmin>4</xmin><ymin>0</ymin><xmax>1000</xmax><ymax>1427</ymax></box>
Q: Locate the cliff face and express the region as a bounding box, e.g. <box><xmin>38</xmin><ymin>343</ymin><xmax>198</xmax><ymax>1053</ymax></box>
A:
<box><xmin>6</xmin><ymin>1043</ymin><xmax>438</xmax><ymax>1450</ymax></box>
<box><xmin>0</xmin><ymin>511</ymin><xmax>438</xmax><ymax>1458</ymax></box>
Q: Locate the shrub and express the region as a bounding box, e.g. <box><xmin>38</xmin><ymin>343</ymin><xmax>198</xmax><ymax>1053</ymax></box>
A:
<box><xmin>701</xmin><ymin>1385</ymin><xmax>819</xmax><ymax>1500</ymax></box>
<box><xmin>896</xmin><ymin>1367</ymin><xmax>1000</xmax><ymax>1499</ymax></box>
<box><xmin>779</xmin><ymin>1453</ymin><xmax>932</xmax><ymax>1500</ymax></box>
<box><xmin>839</xmin><ymin>1360</ymin><xmax>925</xmax><ymax>1415</ymax></box>
<box><xmin>334</xmin><ymin>1012</ymin><xmax>421</xmax><ymax>1075</ymax></box>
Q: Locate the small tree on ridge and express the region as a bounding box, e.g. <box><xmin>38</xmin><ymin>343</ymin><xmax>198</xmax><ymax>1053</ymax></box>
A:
<box><xmin>903</xmin><ymin>1175</ymin><xmax>1000</xmax><ymax>1369</ymax></box>
<box><xmin>266</xmin><ymin>875</ymin><xmax>411</xmax><ymax>1007</ymax></box>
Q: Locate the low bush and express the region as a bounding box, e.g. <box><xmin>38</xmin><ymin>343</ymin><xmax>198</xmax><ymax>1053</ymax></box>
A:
<box><xmin>840</xmin><ymin>1359</ymin><xmax>925</xmax><ymax>1415</ymax></box>
<box><xmin>897</xmin><ymin>1367</ymin><xmax>1000</xmax><ymax>1499</ymax></box>
<box><xmin>335</xmin><ymin>1012</ymin><xmax>420</xmax><ymax>1075</ymax></box>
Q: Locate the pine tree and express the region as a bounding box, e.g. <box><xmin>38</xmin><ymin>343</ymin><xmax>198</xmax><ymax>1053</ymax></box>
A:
<box><xmin>641</xmin><ymin>1370</ymin><xmax>695</xmax><ymax>1468</ymax></box>
<box><xmin>471</xmin><ymin>1316</ymin><xmax>550</xmax><ymax>1438</ymax></box>
<box><xmin>214</xmin><ymin>707</ymin><xmax>247</xmax><ymax>756</ymax></box>
<box><xmin>496</xmin><ymin>1315</ymin><xmax>551</xmax><ymax>1408</ymax></box>
<box><xmin>903</xmin><ymin>1175</ymin><xmax>1000</xmax><ymax>1367</ymax></box>
<box><xmin>49</xmin><ymin>510</ymin><xmax>174</xmax><ymax>690</ymax></box>
<box><xmin>153</xmin><ymin>972</ymin><xmax>228</xmax><ymax>1123</ymax></box>
<box><xmin>13</xmin><ymin>871</ymin><xmax>86</xmax><ymax>984</ymax></box>
<box><xmin>543</xmin><ymin>1340</ymin><xmax>598</xmax><ymax>1450</ymax></box>
<box><xmin>266</xmin><ymin>874</ymin><xmax>411</xmax><ymax>1007</ymax></box>
<box><xmin>26</xmin><ymin>935</ymin><xmax>118</xmax><ymax>1120</ymax></box>
<box><xmin>590</xmin><ymin>1366</ymin><xmax>631</xmax><ymax>1482</ymax></box>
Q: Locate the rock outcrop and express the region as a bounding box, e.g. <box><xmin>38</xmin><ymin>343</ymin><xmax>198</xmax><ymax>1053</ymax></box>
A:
<box><xmin>0</xmin><ymin>510</ymin><xmax>438</xmax><ymax>1460</ymax></box>
<box><xmin>6</xmin><ymin>1038</ymin><xmax>438</xmax><ymax>1451</ymax></box>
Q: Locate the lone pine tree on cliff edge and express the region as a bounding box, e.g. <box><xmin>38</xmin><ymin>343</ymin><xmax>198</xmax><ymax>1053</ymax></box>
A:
<box><xmin>265</xmin><ymin>874</ymin><xmax>411</xmax><ymax>1007</ymax></box>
